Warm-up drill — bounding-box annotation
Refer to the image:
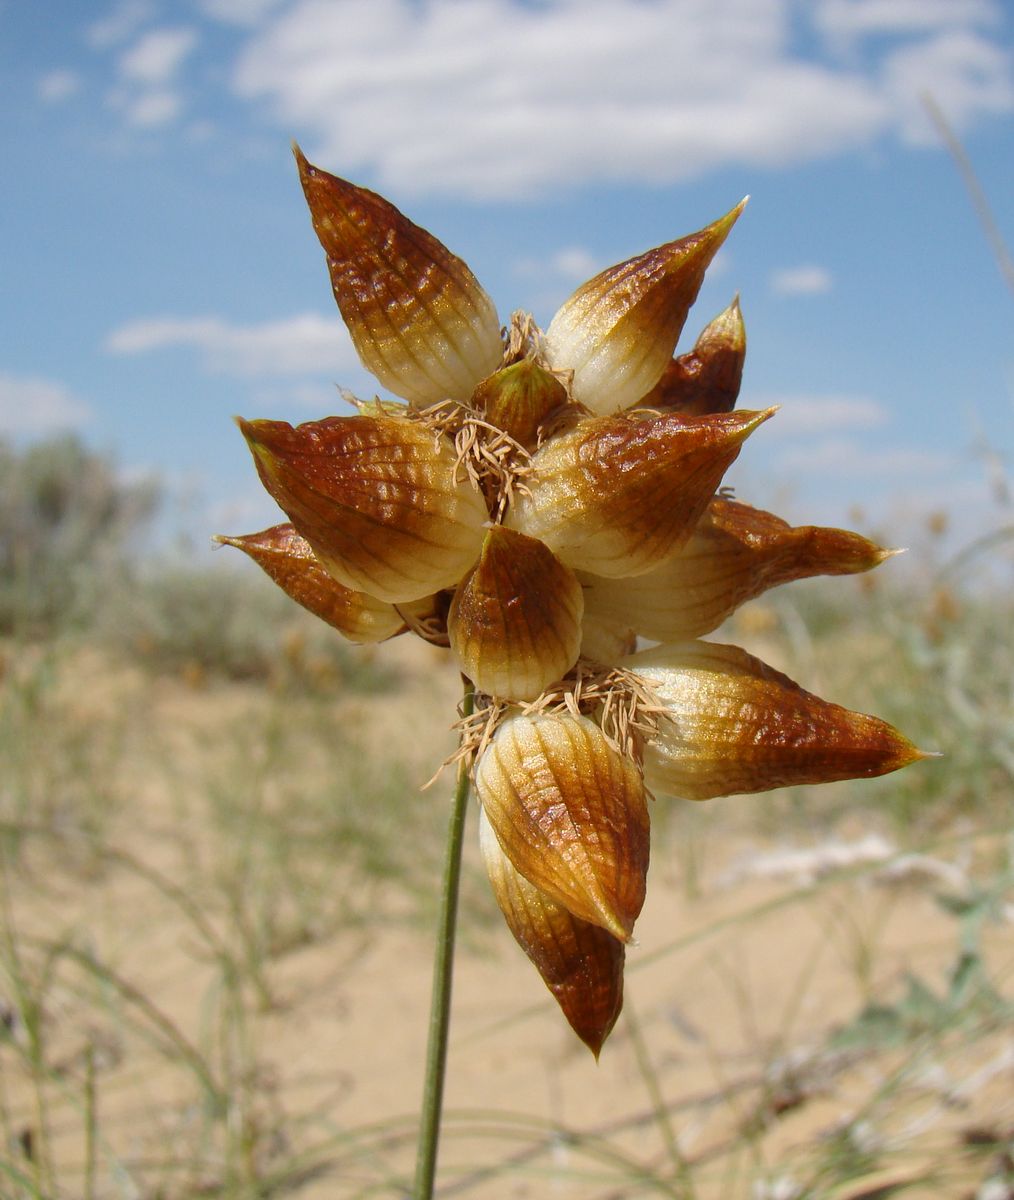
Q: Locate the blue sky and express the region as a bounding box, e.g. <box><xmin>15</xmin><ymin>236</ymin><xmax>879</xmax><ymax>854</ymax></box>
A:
<box><xmin>3</xmin><ymin>0</ymin><xmax>1013</xmax><ymax>562</ymax></box>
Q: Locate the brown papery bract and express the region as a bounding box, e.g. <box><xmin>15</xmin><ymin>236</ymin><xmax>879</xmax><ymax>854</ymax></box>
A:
<box><xmin>479</xmin><ymin>808</ymin><xmax>624</xmax><ymax>1057</ymax></box>
<box><xmin>627</xmin><ymin>641</ymin><xmax>926</xmax><ymax>801</ymax></box>
<box><xmin>504</xmin><ymin>408</ymin><xmax>773</xmax><ymax>578</ymax></box>
<box><xmin>581</xmin><ymin>497</ymin><xmax>893</xmax><ymax>642</ymax></box>
<box><xmin>213</xmin><ymin>524</ymin><xmax>405</xmax><ymax>643</ymax></box>
<box><xmin>639</xmin><ymin>296</ymin><xmax>746</xmax><ymax>416</ymax></box>
<box><xmin>475</xmin><ymin>712</ymin><xmax>650</xmax><ymax>941</ymax></box>
<box><xmin>294</xmin><ymin>146</ymin><xmax>503</xmax><ymax>406</ymax></box>
<box><xmin>238</xmin><ymin>414</ymin><xmax>488</xmax><ymax>603</ymax></box>
<box><xmin>543</xmin><ymin>200</ymin><xmax>747</xmax><ymax>415</ymax></box>
<box><xmin>447</xmin><ymin>527</ymin><xmax>584</xmax><ymax>701</ymax></box>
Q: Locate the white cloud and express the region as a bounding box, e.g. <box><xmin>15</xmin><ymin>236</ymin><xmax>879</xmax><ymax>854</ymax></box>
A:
<box><xmin>199</xmin><ymin>0</ymin><xmax>285</xmax><ymax>26</ymax></box>
<box><xmin>0</xmin><ymin>373</ymin><xmax>92</xmax><ymax>435</ymax></box>
<box><xmin>226</xmin><ymin>0</ymin><xmax>1013</xmax><ymax>199</ymax></box>
<box><xmin>119</xmin><ymin>27</ymin><xmax>198</xmax><ymax>85</ymax></box>
<box><xmin>107</xmin><ymin>84</ymin><xmax>184</xmax><ymax>128</ymax></box>
<box><xmin>757</xmin><ymin>395</ymin><xmax>889</xmax><ymax>435</ymax></box>
<box><xmin>86</xmin><ymin>0</ymin><xmax>156</xmax><ymax>49</ymax></box>
<box><xmin>514</xmin><ymin>246</ymin><xmax>600</xmax><ymax>282</ymax></box>
<box><xmin>774</xmin><ymin>435</ymin><xmax>948</xmax><ymax>475</ymax></box>
<box><xmin>884</xmin><ymin>30</ymin><xmax>1014</xmax><ymax>141</ymax></box>
<box><xmin>184</xmin><ymin>118</ymin><xmax>218</xmax><ymax>143</ymax></box>
<box><xmin>769</xmin><ymin>265</ymin><xmax>834</xmax><ymax>296</ymax></box>
<box><xmin>816</xmin><ymin>0</ymin><xmax>1000</xmax><ymax>46</ymax></box>
<box><xmin>37</xmin><ymin>70</ymin><xmax>81</xmax><ymax>103</ymax></box>
<box><xmin>105</xmin><ymin>312</ymin><xmax>360</xmax><ymax>377</ymax></box>
<box><xmin>106</xmin><ymin>25</ymin><xmax>198</xmax><ymax>127</ymax></box>
<box><xmin>549</xmin><ymin>247</ymin><xmax>601</xmax><ymax>280</ymax></box>
<box><xmin>147</xmin><ymin>91</ymin><xmax>190</xmax><ymax>127</ymax></box>
<box><xmin>122</xmin><ymin>90</ymin><xmax>183</xmax><ymax>126</ymax></box>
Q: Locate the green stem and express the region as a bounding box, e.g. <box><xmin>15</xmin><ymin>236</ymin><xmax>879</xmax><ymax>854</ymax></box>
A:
<box><xmin>626</xmin><ymin>994</ymin><xmax>695</xmax><ymax>1197</ymax></box>
<box><xmin>413</xmin><ymin>683</ymin><xmax>475</xmax><ymax>1199</ymax></box>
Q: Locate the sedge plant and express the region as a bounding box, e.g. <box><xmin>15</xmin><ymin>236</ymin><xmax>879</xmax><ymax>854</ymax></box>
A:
<box><xmin>216</xmin><ymin>147</ymin><xmax>931</xmax><ymax>1197</ymax></box>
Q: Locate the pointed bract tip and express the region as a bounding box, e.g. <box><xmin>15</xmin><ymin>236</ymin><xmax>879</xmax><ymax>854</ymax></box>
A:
<box><xmin>887</xmin><ymin>732</ymin><xmax>935</xmax><ymax>771</ymax></box>
<box><xmin>715</xmin><ymin>197</ymin><xmax>749</xmax><ymax>233</ymax></box>
<box><xmin>212</xmin><ymin>532</ymin><xmax>257</xmax><ymax>552</ymax></box>
<box><xmin>235</xmin><ymin>416</ymin><xmax>280</xmax><ymax>450</ymax></box>
<box><xmin>588</xmin><ymin>1040</ymin><xmax>605</xmax><ymax>1063</ymax></box>
<box><xmin>733</xmin><ymin>406</ymin><xmax>778</xmax><ymax>441</ymax></box>
<box><xmin>705</xmin><ymin>294</ymin><xmax>746</xmax><ymax>350</ymax></box>
<box><xmin>291</xmin><ymin>142</ymin><xmax>318</xmax><ymax>182</ymax></box>
<box><xmin>236</xmin><ymin>418</ymin><xmax>269</xmax><ymax>463</ymax></box>
<box><xmin>880</xmin><ymin>546</ymin><xmax>907</xmax><ymax>561</ymax></box>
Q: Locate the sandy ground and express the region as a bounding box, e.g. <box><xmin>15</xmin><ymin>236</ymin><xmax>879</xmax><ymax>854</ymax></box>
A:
<box><xmin>2</xmin><ymin>637</ymin><xmax>1012</xmax><ymax>1199</ymax></box>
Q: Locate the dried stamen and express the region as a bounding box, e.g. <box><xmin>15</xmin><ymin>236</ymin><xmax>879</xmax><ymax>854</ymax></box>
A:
<box><xmin>408</xmin><ymin>399</ymin><xmax>533</xmax><ymax>521</ymax></box>
<box><xmin>434</xmin><ymin>662</ymin><xmax>670</xmax><ymax>789</ymax></box>
<box><xmin>504</xmin><ymin>310</ymin><xmax>541</xmax><ymax>365</ymax></box>
<box><xmin>520</xmin><ymin>663</ymin><xmax>670</xmax><ymax>761</ymax></box>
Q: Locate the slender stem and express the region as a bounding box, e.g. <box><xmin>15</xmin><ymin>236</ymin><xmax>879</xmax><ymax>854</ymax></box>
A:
<box><xmin>626</xmin><ymin>994</ymin><xmax>695</xmax><ymax>1197</ymax></box>
<box><xmin>413</xmin><ymin>682</ymin><xmax>475</xmax><ymax>1199</ymax></box>
<box><xmin>84</xmin><ymin>1043</ymin><xmax>96</xmax><ymax>1200</ymax></box>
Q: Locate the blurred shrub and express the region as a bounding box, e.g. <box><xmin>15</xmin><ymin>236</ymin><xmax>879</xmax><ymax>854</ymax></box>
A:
<box><xmin>0</xmin><ymin>435</ymin><xmax>390</xmax><ymax>689</ymax></box>
<box><xmin>110</xmin><ymin>559</ymin><xmax>393</xmax><ymax>690</ymax></box>
<box><xmin>0</xmin><ymin>434</ymin><xmax>158</xmax><ymax>634</ymax></box>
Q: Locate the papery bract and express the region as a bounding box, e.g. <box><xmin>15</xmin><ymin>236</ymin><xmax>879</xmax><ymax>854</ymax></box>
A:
<box><xmin>505</xmin><ymin>409</ymin><xmax>773</xmax><ymax>577</ymax></box>
<box><xmin>544</xmin><ymin>201</ymin><xmax>747</xmax><ymax>415</ymax></box>
<box><xmin>472</xmin><ymin>359</ymin><xmax>570</xmax><ymax>450</ymax></box>
<box><xmin>626</xmin><ymin>641</ymin><xmax>924</xmax><ymax>801</ymax></box>
<box><xmin>579</xmin><ymin>614</ymin><xmax>638</xmax><ymax>666</ymax></box>
<box><xmin>479</xmin><ymin>808</ymin><xmax>624</xmax><ymax>1057</ymax></box>
<box><xmin>581</xmin><ymin>498</ymin><xmax>893</xmax><ymax>642</ymax></box>
<box><xmin>640</xmin><ymin>297</ymin><xmax>746</xmax><ymax>416</ymax></box>
<box><xmin>447</xmin><ymin>526</ymin><xmax>584</xmax><ymax>701</ymax></box>
<box><xmin>295</xmin><ymin>147</ymin><xmax>502</xmax><ymax>406</ymax></box>
<box><xmin>239</xmin><ymin>414</ymin><xmax>488</xmax><ymax>603</ymax></box>
<box><xmin>214</xmin><ymin>524</ymin><xmax>404</xmax><ymax>643</ymax></box>
<box><xmin>475</xmin><ymin>712</ymin><xmax>650</xmax><ymax>941</ymax></box>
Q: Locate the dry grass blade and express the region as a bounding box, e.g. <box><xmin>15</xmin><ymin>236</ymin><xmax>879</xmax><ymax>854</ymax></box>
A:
<box><xmin>922</xmin><ymin>92</ymin><xmax>1014</xmax><ymax>300</ymax></box>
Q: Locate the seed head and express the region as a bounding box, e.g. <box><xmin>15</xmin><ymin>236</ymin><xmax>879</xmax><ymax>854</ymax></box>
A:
<box><xmin>217</xmin><ymin>154</ymin><xmax>931</xmax><ymax>1053</ymax></box>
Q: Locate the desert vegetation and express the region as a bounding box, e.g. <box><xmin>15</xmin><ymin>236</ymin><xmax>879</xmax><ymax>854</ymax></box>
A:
<box><xmin>0</xmin><ymin>434</ymin><xmax>1011</xmax><ymax>1198</ymax></box>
